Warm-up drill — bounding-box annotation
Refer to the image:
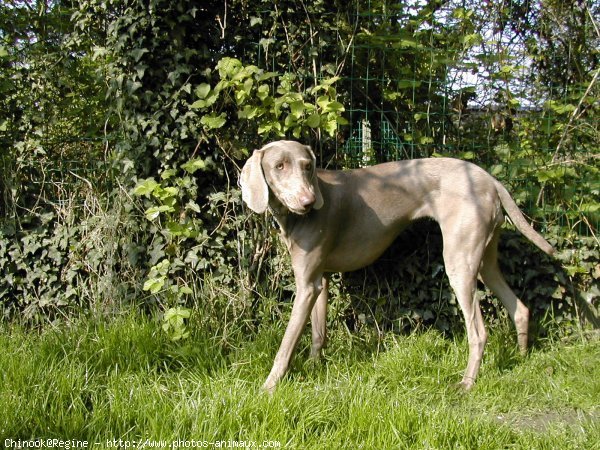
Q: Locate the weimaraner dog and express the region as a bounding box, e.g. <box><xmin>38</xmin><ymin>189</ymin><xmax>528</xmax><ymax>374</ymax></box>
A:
<box><xmin>240</xmin><ymin>140</ymin><xmax>554</xmax><ymax>392</ymax></box>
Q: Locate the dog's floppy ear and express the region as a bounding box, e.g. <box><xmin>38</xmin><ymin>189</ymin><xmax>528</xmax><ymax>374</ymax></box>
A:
<box><xmin>240</xmin><ymin>149</ymin><xmax>269</xmax><ymax>213</ymax></box>
<box><xmin>305</xmin><ymin>145</ymin><xmax>324</xmax><ymax>210</ymax></box>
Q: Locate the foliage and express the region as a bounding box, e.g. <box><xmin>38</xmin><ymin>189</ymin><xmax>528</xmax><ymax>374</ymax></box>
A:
<box><xmin>130</xmin><ymin>58</ymin><xmax>346</xmax><ymax>334</ymax></box>
<box><xmin>0</xmin><ymin>1</ymin><xmax>136</xmax><ymax>319</ymax></box>
<box><xmin>0</xmin><ymin>0</ymin><xmax>597</xmax><ymax>335</ymax></box>
<box><xmin>0</xmin><ymin>169</ymin><xmax>144</xmax><ymax>320</ymax></box>
<box><xmin>162</xmin><ymin>306</ymin><xmax>191</xmax><ymax>341</ymax></box>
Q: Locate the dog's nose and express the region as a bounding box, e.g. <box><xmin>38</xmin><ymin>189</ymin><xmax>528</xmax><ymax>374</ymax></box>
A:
<box><xmin>299</xmin><ymin>192</ymin><xmax>316</xmax><ymax>208</ymax></box>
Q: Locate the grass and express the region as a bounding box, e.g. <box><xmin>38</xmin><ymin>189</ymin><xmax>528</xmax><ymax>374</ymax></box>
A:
<box><xmin>0</xmin><ymin>311</ymin><xmax>598</xmax><ymax>449</ymax></box>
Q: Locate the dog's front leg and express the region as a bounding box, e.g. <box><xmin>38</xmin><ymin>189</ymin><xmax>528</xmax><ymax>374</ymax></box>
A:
<box><xmin>310</xmin><ymin>275</ymin><xmax>329</xmax><ymax>359</ymax></box>
<box><xmin>262</xmin><ymin>277</ymin><xmax>323</xmax><ymax>393</ymax></box>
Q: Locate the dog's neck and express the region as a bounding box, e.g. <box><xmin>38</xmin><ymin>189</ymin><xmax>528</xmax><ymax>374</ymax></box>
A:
<box><xmin>268</xmin><ymin>198</ymin><xmax>291</xmax><ymax>230</ymax></box>
<box><xmin>268</xmin><ymin>197</ymin><xmax>308</xmax><ymax>247</ymax></box>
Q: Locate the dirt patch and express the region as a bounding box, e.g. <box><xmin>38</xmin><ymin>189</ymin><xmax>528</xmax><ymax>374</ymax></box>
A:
<box><xmin>492</xmin><ymin>408</ymin><xmax>600</xmax><ymax>433</ymax></box>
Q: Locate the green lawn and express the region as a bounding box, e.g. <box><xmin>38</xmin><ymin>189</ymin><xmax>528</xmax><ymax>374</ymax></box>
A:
<box><xmin>1</xmin><ymin>311</ymin><xmax>598</xmax><ymax>449</ymax></box>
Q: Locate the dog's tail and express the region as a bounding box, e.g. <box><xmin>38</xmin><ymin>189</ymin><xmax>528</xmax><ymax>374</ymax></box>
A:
<box><xmin>494</xmin><ymin>180</ymin><xmax>555</xmax><ymax>256</ymax></box>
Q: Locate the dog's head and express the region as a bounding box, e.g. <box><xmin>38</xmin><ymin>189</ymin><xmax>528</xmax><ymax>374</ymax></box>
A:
<box><xmin>240</xmin><ymin>140</ymin><xmax>324</xmax><ymax>215</ymax></box>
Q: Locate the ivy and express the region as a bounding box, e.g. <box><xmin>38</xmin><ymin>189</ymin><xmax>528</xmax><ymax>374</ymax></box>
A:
<box><xmin>1</xmin><ymin>0</ymin><xmax>597</xmax><ymax>335</ymax></box>
<box><xmin>132</xmin><ymin>57</ymin><xmax>348</xmax><ymax>336</ymax></box>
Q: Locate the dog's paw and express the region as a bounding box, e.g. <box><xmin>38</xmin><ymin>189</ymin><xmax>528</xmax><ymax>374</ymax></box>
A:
<box><xmin>309</xmin><ymin>349</ymin><xmax>322</xmax><ymax>361</ymax></box>
<box><xmin>453</xmin><ymin>379</ymin><xmax>475</xmax><ymax>392</ymax></box>
<box><xmin>261</xmin><ymin>378</ymin><xmax>277</xmax><ymax>395</ymax></box>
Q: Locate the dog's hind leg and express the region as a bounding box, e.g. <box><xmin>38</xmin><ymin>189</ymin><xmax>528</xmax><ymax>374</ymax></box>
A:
<box><xmin>441</xmin><ymin>223</ymin><xmax>488</xmax><ymax>390</ymax></box>
<box><xmin>479</xmin><ymin>230</ymin><xmax>529</xmax><ymax>355</ymax></box>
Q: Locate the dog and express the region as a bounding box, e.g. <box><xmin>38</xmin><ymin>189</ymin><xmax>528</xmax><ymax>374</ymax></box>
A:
<box><xmin>240</xmin><ymin>140</ymin><xmax>554</xmax><ymax>392</ymax></box>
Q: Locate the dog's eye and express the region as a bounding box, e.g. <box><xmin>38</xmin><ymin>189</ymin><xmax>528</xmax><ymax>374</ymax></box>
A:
<box><xmin>304</xmin><ymin>164</ymin><xmax>312</xmax><ymax>172</ymax></box>
<box><xmin>275</xmin><ymin>163</ymin><xmax>285</xmax><ymax>170</ymax></box>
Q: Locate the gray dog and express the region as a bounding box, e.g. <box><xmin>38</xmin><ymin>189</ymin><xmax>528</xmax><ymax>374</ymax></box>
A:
<box><xmin>240</xmin><ymin>140</ymin><xmax>554</xmax><ymax>392</ymax></box>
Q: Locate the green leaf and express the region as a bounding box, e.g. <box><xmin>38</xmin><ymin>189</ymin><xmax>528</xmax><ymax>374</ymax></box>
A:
<box><xmin>186</xmin><ymin>200</ymin><xmax>201</xmax><ymax>213</ymax></box>
<box><xmin>457</xmin><ymin>151</ymin><xmax>475</xmax><ymax>160</ymax></box>
<box><xmin>324</xmin><ymin>116</ymin><xmax>338</xmax><ymax>136</ymax></box>
<box><xmin>461</xmin><ymin>33</ymin><xmax>481</xmax><ymax>46</ymax></box>
<box><xmin>179</xmin><ymin>286</ymin><xmax>193</xmax><ymax>295</ymax></box>
<box><xmin>200</xmin><ymin>113</ymin><xmax>226</xmax><ymax>130</ymax></box>
<box><xmin>499</xmin><ymin>64</ymin><xmax>515</xmax><ymax>74</ymax></box>
<box><xmin>452</xmin><ymin>7</ymin><xmax>473</xmax><ymax>19</ymax></box>
<box><xmin>306</xmin><ymin>113</ymin><xmax>321</xmax><ymax>128</ymax></box>
<box><xmin>243</xmin><ymin>78</ymin><xmax>253</xmax><ymax>93</ymax></box>
<box><xmin>143</xmin><ymin>276</ymin><xmax>165</xmax><ymax>294</ymax></box>
<box><xmin>161</xmin><ymin>169</ymin><xmax>177</xmax><ymax>180</ymax></box>
<box><xmin>166</xmin><ymin>307</ymin><xmax>191</xmax><ymax>320</ymax></box>
<box><xmin>157</xmin><ymin>186</ymin><xmax>178</xmax><ymax>200</ymax></box>
<box><xmin>259</xmin><ymin>38</ymin><xmax>275</xmax><ymax>50</ymax></box>
<box><xmin>171</xmin><ymin>330</ymin><xmax>190</xmax><ymax>341</ymax></box>
<box><xmin>564</xmin><ymin>265</ymin><xmax>587</xmax><ymax>277</ymax></box>
<box><xmin>235</xmin><ymin>65</ymin><xmax>260</xmax><ymax>82</ymax></box>
<box><xmin>257</xmin><ymin>71</ymin><xmax>278</xmax><ymax>82</ymax></box>
<box><xmin>490</xmin><ymin>164</ymin><xmax>504</xmax><ymax>177</ymax></box>
<box><xmin>536</xmin><ymin>167</ymin><xmax>576</xmax><ymax>183</ymax></box>
<box><xmin>322</xmin><ymin>76</ymin><xmax>341</xmax><ymax>86</ymax></box>
<box><xmin>547</xmin><ymin>101</ymin><xmax>577</xmax><ymax>114</ymax></box>
<box><xmin>290</xmin><ymin>101</ymin><xmax>305</xmax><ymax>118</ymax></box>
<box><xmin>217</xmin><ymin>57</ymin><xmax>242</xmax><ymax>79</ymax></box>
<box><xmin>130</xmin><ymin>48</ymin><xmax>149</xmax><ymax>62</ymax></box>
<box><xmin>191</xmin><ymin>99</ymin><xmax>207</xmax><ymax>109</ymax></box>
<box><xmin>181</xmin><ymin>158</ymin><xmax>206</xmax><ymax>174</ymax></box>
<box><xmin>336</xmin><ymin>115</ymin><xmax>349</xmax><ymax>126</ymax></box>
<box><xmin>145</xmin><ymin>205</ymin><xmax>175</xmax><ymax>221</ymax></box>
<box><xmin>311</xmin><ymin>77</ymin><xmax>341</xmax><ymax>94</ymax></box>
<box><xmin>153</xmin><ymin>259</ymin><xmax>170</xmax><ymax>275</ymax></box>
<box><xmin>162</xmin><ymin>307</ymin><xmax>192</xmax><ymax>341</ymax></box>
<box><xmin>238</xmin><ymin>105</ymin><xmax>259</xmax><ymax>120</ymax></box>
<box><xmin>326</xmin><ymin>101</ymin><xmax>345</xmax><ymax>112</ymax></box>
<box><xmin>191</xmin><ymin>91</ymin><xmax>218</xmax><ymax>110</ymax></box>
<box><xmin>392</xmin><ymin>39</ymin><xmax>424</xmax><ymax>49</ymax></box>
<box><xmin>257</xmin><ymin>84</ymin><xmax>270</xmax><ymax>101</ymax></box>
<box><xmin>284</xmin><ymin>114</ymin><xmax>297</xmax><ymax>127</ymax></box>
<box><xmin>257</xmin><ymin>123</ymin><xmax>270</xmax><ymax>135</ymax></box>
<box><xmin>195</xmin><ymin>83</ymin><xmax>211</xmax><ymax>99</ymax></box>
<box><xmin>397</xmin><ymin>80</ymin><xmax>421</xmax><ymax>89</ymax></box>
<box><xmin>581</xmin><ymin>203</ymin><xmax>600</xmax><ymax>213</ymax></box>
<box><xmin>133</xmin><ymin>178</ymin><xmax>159</xmax><ymax>197</ymax></box>
<box><xmin>235</xmin><ymin>88</ymin><xmax>249</xmax><ymax>104</ymax></box>
<box><xmin>317</xmin><ymin>95</ymin><xmax>331</xmax><ymax>110</ymax></box>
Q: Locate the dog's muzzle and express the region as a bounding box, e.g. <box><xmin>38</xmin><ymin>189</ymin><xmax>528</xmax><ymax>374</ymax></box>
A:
<box><xmin>289</xmin><ymin>190</ymin><xmax>316</xmax><ymax>215</ymax></box>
